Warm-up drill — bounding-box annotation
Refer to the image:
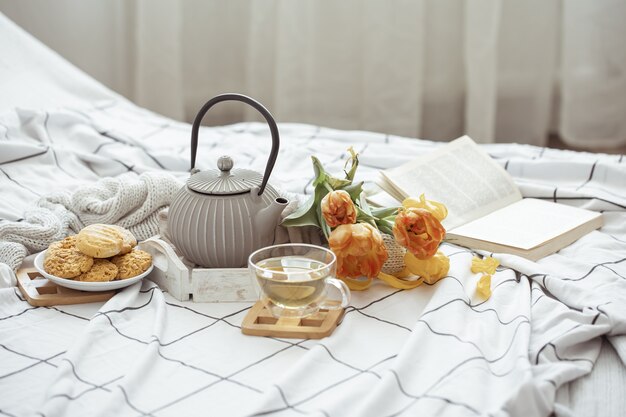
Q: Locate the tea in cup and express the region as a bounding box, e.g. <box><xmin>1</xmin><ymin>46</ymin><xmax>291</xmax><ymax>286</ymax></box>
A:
<box><xmin>248</xmin><ymin>244</ymin><xmax>350</xmax><ymax>318</ymax></box>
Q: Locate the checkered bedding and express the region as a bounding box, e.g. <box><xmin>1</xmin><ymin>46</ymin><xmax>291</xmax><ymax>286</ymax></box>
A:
<box><xmin>1</xmin><ymin>99</ymin><xmax>626</xmax><ymax>417</ymax></box>
<box><xmin>1</xmin><ymin>11</ymin><xmax>626</xmax><ymax>417</ymax></box>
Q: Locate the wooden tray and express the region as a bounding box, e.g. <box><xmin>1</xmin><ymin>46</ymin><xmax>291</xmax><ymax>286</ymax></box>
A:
<box><xmin>241</xmin><ymin>300</ymin><xmax>344</xmax><ymax>339</ymax></box>
<box><xmin>16</xmin><ymin>267</ymin><xmax>115</xmax><ymax>307</ymax></box>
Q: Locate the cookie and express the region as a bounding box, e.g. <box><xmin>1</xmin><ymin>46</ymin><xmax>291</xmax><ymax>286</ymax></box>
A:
<box><xmin>44</xmin><ymin>248</ymin><xmax>94</xmax><ymax>279</ymax></box>
<box><xmin>110</xmin><ymin>225</ymin><xmax>137</xmax><ymax>255</ymax></box>
<box><xmin>76</xmin><ymin>224</ymin><xmax>125</xmax><ymax>258</ymax></box>
<box><xmin>48</xmin><ymin>236</ymin><xmax>77</xmax><ymax>254</ymax></box>
<box><xmin>111</xmin><ymin>248</ymin><xmax>152</xmax><ymax>280</ymax></box>
<box><xmin>77</xmin><ymin>259</ymin><xmax>118</xmax><ymax>282</ymax></box>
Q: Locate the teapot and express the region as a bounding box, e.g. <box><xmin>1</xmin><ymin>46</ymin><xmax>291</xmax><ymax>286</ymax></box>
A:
<box><xmin>168</xmin><ymin>94</ymin><xmax>289</xmax><ymax>268</ymax></box>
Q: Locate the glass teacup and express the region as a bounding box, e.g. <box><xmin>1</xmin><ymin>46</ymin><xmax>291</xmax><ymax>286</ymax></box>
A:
<box><xmin>248</xmin><ymin>244</ymin><xmax>351</xmax><ymax>318</ymax></box>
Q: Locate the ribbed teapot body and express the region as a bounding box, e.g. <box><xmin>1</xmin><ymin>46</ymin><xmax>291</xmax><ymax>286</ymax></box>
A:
<box><xmin>167</xmin><ymin>186</ymin><xmax>280</xmax><ymax>268</ymax></box>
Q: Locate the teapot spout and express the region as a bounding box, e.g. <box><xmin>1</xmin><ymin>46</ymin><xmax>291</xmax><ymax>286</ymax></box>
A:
<box><xmin>255</xmin><ymin>197</ymin><xmax>289</xmax><ymax>237</ymax></box>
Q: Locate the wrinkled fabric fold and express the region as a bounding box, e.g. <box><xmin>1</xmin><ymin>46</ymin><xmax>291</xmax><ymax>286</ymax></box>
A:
<box><xmin>1</xmin><ymin>107</ymin><xmax>625</xmax><ymax>417</ymax></box>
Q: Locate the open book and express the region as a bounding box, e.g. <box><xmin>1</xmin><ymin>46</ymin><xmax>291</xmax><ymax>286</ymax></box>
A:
<box><xmin>374</xmin><ymin>136</ymin><xmax>603</xmax><ymax>261</ymax></box>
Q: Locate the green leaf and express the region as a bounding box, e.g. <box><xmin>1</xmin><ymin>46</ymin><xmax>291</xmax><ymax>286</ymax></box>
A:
<box><xmin>358</xmin><ymin>193</ymin><xmax>373</xmax><ymax>216</ymax></box>
<box><xmin>341</xmin><ymin>182</ymin><xmax>363</xmax><ymax>201</ymax></box>
<box><xmin>376</xmin><ymin>219</ymin><xmax>395</xmax><ymax>236</ymax></box>
<box><xmin>326</xmin><ymin>176</ymin><xmax>352</xmax><ymax>190</ymax></box>
<box><xmin>311</xmin><ymin>156</ymin><xmax>327</xmax><ymax>187</ymax></box>
<box><xmin>344</xmin><ymin>147</ymin><xmax>359</xmax><ymax>181</ymax></box>
<box><xmin>315</xmin><ymin>204</ymin><xmax>331</xmax><ymax>239</ymax></box>
<box><xmin>312</xmin><ymin>156</ymin><xmax>351</xmax><ymax>190</ymax></box>
<box><xmin>281</xmin><ymin>174</ymin><xmax>332</xmax><ymax>229</ymax></box>
<box><xmin>281</xmin><ymin>195</ymin><xmax>320</xmax><ymax>228</ymax></box>
<box><xmin>356</xmin><ymin>206</ymin><xmax>377</xmax><ymax>227</ymax></box>
<box><xmin>371</xmin><ymin>206</ymin><xmax>399</xmax><ymax>219</ymax></box>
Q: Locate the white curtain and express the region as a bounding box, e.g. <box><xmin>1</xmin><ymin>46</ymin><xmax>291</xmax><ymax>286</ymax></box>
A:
<box><xmin>2</xmin><ymin>0</ymin><xmax>625</xmax><ymax>148</ymax></box>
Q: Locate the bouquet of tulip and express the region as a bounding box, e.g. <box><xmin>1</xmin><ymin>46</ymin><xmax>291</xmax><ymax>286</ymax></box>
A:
<box><xmin>282</xmin><ymin>149</ymin><xmax>451</xmax><ymax>291</ymax></box>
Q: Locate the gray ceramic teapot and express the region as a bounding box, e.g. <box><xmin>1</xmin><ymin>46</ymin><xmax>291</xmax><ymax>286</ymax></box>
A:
<box><xmin>167</xmin><ymin>94</ymin><xmax>288</xmax><ymax>268</ymax></box>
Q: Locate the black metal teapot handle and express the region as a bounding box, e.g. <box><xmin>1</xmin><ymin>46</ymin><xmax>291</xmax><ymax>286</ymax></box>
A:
<box><xmin>190</xmin><ymin>93</ymin><xmax>280</xmax><ymax>196</ymax></box>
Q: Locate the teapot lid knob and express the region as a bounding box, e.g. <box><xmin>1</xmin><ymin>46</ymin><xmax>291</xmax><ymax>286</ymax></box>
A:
<box><xmin>217</xmin><ymin>156</ymin><xmax>234</xmax><ymax>172</ymax></box>
<box><xmin>187</xmin><ymin>154</ymin><xmax>264</xmax><ymax>195</ymax></box>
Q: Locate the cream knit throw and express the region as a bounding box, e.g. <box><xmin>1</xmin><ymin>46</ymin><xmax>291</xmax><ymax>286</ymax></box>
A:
<box><xmin>0</xmin><ymin>172</ymin><xmax>182</xmax><ymax>271</ymax></box>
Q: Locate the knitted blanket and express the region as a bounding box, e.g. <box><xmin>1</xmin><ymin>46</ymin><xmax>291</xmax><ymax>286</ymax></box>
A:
<box><xmin>0</xmin><ymin>172</ymin><xmax>181</xmax><ymax>270</ymax></box>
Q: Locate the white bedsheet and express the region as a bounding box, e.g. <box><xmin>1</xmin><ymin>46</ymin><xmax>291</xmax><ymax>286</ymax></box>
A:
<box><xmin>1</xmin><ymin>10</ymin><xmax>626</xmax><ymax>417</ymax></box>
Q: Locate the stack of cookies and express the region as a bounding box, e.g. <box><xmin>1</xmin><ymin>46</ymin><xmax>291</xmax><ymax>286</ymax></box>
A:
<box><xmin>44</xmin><ymin>224</ymin><xmax>152</xmax><ymax>282</ymax></box>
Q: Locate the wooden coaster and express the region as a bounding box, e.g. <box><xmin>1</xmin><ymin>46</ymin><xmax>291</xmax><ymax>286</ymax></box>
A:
<box><xmin>241</xmin><ymin>300</ymin><xmax>344</xmax><ymax>339</ymax></box>
<box><xmin>16</xmin><ymin>267</ymin><xmax>116</xmax><ymax>307</ymax></box>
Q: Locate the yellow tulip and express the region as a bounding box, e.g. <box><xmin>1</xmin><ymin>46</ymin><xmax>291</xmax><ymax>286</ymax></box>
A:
<box><xmin>402</xmin><ymin>194</ymin><xmax>448</xmax><ymax>222</ymax></box>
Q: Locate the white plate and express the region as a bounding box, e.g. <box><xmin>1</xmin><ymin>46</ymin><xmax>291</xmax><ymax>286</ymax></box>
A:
<box><xmin>34</xmin><ymin>250</ymin><xmax>153</xmax><ymax>292</ymax></box>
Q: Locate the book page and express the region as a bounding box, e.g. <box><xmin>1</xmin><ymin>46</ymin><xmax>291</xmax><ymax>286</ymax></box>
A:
<box><xmin>381</xmin><ymin>136</ymin><xmax>522</xmax><ymax>229</ymax></box>
<box><xmin>448</xmin><ymin>198</ymin><xmax>602</xmax><ymax>250</ymax></box>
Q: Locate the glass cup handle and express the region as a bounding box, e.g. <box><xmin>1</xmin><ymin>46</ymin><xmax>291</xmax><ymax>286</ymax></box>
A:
<box><xmin>319</xmin><ymin>277</ymin><xmax>351</xmax><ymax>310</ymax></box>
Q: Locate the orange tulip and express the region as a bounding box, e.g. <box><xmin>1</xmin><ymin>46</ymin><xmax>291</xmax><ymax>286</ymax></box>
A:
<box><xmin>393</xmin><ymin>207</ymin><xmax>445</xmax><ymax>260</ymax></box>
<box><xmin>328</xmin><ymin>223</ymin><xmax>388</xmax><ymax>279</ymax></box>
<box><xmin>321</xmin><ymin>190</ymin><xmax>357</xmax><ymax>228</ymax></box>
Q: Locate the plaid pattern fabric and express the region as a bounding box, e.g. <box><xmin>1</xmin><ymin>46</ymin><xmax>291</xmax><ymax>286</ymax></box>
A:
<box><xmin>1</xmin><ymin>100</ymin><xmax>625</xmax><ymax>417</ymax></box>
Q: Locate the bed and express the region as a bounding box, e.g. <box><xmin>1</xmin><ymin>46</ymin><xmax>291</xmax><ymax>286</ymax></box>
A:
<box><xmin>1</xmin><ymin>12</ymin><xmax>625</xmax><ymax>417</ymax></box>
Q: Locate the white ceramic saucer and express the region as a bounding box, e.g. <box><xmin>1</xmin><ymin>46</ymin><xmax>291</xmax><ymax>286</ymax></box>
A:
<box><xmin>34</xmin><ymin>250</ymin><xmax>152</xmax><ymax>292</ymax></box>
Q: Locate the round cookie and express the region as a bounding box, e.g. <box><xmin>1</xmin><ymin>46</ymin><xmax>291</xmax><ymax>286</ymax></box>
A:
<box><xmin>78</xmin><ymin>259</ymin><xmax>118</xmax><ymax>282</ymax></box>
<box><xmin>44</xmin><ymin>248</ymin><xmax>94</xmax><ymax>279</ymax></box>
<box><xmin>76</xmin><ymin>224</ymin><xmax>125</xmax><ymax>258</ymax></box>
<box><xmin>111</xmin><ymin>249</ymin><xmax>152</xmax><ymax>280</ymax></box>
<box><xmin>110</xmin><ymin>225</ymin><xmax>137</xmax><ymax>255</ymax></box>
<box><xmin>48</xmin><ymin>236</ymin><xmax>77</xmax><ymax>254</ymax></box>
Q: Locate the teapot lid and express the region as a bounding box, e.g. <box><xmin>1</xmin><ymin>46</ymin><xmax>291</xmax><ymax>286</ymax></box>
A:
<box><xmin>187</xmin><ymin>156</ymin><xmax>263</xmax><ymax>195</ymax></box>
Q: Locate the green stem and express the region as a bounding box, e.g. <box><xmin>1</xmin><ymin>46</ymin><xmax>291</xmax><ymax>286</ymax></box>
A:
<box><xmin>377</xmin><ymin>219</ymin><xmax>395</xmax><ymax>236</ymax></box>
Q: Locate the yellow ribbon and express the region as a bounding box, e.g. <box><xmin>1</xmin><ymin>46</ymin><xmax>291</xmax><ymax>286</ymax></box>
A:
<box><xmin>404</xmin><ymin>251</ymin><xmax>450</xmax><ymax>285</ymax></box>
<box><xmin>340</xmin><ymin>276</ymin><xmax>374</xmax><ymax>291</ymax></box>
<box><xmin>377</xmin><ymin>271</ymin><xmax>424</xmax><ymax>289</ymax></box>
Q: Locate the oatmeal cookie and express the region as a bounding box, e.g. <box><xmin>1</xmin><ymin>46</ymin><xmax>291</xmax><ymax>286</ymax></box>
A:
<box><xmin>48</xmin><ymin>236</ymin><xmax>78</xmax><ymax>254</ymax></box>
<box><xmin>111</xmin><ymin>248</ymin><xmax>152</xmax><ymax>280</ymax></box>
<box><xmin>44</xmin><ymin>248</ymin><xmax>94</xmax><ymax>279</ymax></box>
<box><xmin>76</xmin><ymin>224</ymin><xmax>125</xmax><ymax>258</ymax></box>
<box><xmin>78</xmin><ymin>259</ymin><xmax>118</xmax><ymax>282</ymax></box>
<box><xmin>110</xmin><ymin>225</ymin><xmax>137</xmax><ymax>255</ymax></box>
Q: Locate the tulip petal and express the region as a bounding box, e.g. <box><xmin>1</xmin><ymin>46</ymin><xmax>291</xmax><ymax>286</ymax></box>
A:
<box><xmin>476</xmin><ymin>274</ymin><xmax>492</xmax><ymax>299</ymax></box>
<box><xmin>471</xmin><ymin>256</ymin><xmax>499</xmax><ymax>275</ymax></box>
<box><xmin>401</xmin><ymin>194</ymin><xmax>448</xmax><ymax>221</ymax></box>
